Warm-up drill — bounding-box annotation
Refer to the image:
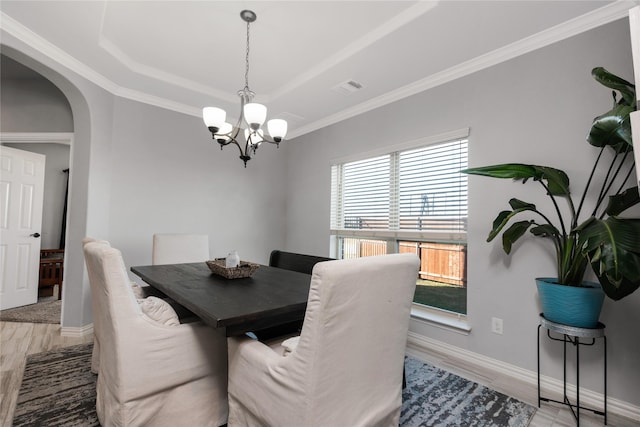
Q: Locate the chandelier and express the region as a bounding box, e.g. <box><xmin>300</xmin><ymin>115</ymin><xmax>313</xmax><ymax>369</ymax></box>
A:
<box><xmin>203</xmin><ymin>10</ymin><xmax>287</xmax><ymax>167</ymax></box>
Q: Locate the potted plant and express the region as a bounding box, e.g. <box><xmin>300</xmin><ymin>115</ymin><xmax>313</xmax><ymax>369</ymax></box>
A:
<box><xmin>462</xmin><ymin>67</ymin><xmax>640</xmax><ymax>328</ymax></box>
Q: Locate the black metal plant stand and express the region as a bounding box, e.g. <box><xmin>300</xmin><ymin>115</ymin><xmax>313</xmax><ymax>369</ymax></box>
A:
<box><xmin>537</xmin><ymin>314</ymin><xmax>607</xmax><ymax>426</ymax></box>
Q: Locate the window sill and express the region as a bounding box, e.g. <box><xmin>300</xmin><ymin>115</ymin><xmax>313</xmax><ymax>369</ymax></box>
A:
<box><xmin>410</xmin><ymin>304</ymin><xmax>471</xmax><ymax>335</ymax></box>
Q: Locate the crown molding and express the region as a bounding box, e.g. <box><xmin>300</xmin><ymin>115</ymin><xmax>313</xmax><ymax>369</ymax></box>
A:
<box><xmin>95</xmin><ymin>1</ymin><xmax>237</xmax><ymax>104</ymax></box>
<box><xmin>0</xmin><ymin>12</ymin><xmax>117</xmax><ymax>94</ymax></box>
<box><xmin>112</xmin><ymin>86</ymin><xmax>201</xmax><ymax>117</ymax></box>
<box><xmin>289</xmin><ymin>0</ymin><xmax>638</xmax><ymax>139</ymax></box>
<box><xmin>98</xmin><ymin>34</ymin><xmax>239</xmax><ymax>104</ymax></box>
<box><xmin>1</xmin><ymin>11</ymin><xmax>202</xmax><ymax>119</ymax></box>
<box><xmin>0</xmin><ymin>132</ymin><xmax>74</xmax><ymax>145</ymax></box>
<box><xmin>96</xmin><ymin>2</ymin><xmax>438</xmax><ymax>107</ymax></box>
<box><xmin>3</xmin><ymin>1</ymin><xmax>638</xmax><ymax>141</ymax></box>
<box><xmin>268</xmin><ymin>1</ymin><xmax>439</xmax><ymax>102</ymax></box>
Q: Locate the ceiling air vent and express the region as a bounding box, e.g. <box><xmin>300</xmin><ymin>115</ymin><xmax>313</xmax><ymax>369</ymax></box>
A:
<box><xmin>332</xmin><ymin>80</ymin><xmax>364</xmax><ymax>96</ymax></box>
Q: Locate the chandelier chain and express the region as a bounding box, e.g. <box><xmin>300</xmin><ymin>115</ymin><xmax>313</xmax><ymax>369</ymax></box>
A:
<box><xmin>244</xmin><ymin>20</ymin><xmax>251</xmax><ymax>91</ymax></box>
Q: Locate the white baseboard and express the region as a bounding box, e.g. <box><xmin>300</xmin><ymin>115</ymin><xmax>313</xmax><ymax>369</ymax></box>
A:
<box><xmin>60</xmin><ymin>323</ymin><xmax>93</xmax><ymax>338</ymax></box>
<box><xmin>406</xmin><ymin>331</ymin><xmax>640</xmax><ymax>422</ymax></box>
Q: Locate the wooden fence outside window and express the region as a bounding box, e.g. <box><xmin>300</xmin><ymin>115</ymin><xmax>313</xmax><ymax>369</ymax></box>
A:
<box><xmin>341</xmin><ymin>238</ymin><xmax>466</xmax><ymax>287</ymax></box>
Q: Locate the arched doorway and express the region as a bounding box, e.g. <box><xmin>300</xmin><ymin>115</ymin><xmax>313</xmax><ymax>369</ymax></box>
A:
<box><xmin>1</xmin><ymin>43</ymin><xmax>96</xmax><ymax>331</ymax></box>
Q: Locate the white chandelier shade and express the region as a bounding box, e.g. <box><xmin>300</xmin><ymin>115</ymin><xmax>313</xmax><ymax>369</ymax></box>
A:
<box><xmin>202</xmin><ymin>107</ymin><xmax>226</xmax><ymax>129</ymax></box>
<box><xmin>244</xmin><ymin>103</ymin><xmax>267</xmax><ymax>129</ymax></box>
<box><xmin>203</xmin><ymin>10</ymin><xmax>288</xmax><ymax>167</ymax></box>
<box><xmin>267</xmin><ymin>119</ymin><xmax>288</xmax><ymax>140</ymax></box>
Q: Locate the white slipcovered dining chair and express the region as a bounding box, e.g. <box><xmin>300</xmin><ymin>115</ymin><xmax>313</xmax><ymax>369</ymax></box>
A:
<box><xmin>152</xmin><ymin>233</ymin><xmax>210</xmax><ymax>265</ymax></box>
<box><xmin>227</xmin><ymin>253</ymin><xmax>419</xmax><ymax>427</ymax></box>
<box><xmin>147</xmin><ymin>233</ymin><xmax>211</xmax><ymax>318</ymax></box>
<box><xmin>83</xmin><ymin>239</ymin><xmax>228</xmax><ymax>426</ymax></box>
<box><xmin>82</xmin><ymin>237</ymin><xmax>111</xmax><ymax>374</ymax></box>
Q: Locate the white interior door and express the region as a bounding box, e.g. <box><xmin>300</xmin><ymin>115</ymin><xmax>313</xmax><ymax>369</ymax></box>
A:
<box><xmin>0</xmin><ymin>146</ymin><xmax>46</xmax><ymax>310</ymax></box>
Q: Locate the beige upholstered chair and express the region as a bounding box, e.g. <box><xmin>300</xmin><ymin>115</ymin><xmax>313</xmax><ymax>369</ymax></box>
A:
<box><xmin>227</xmin><ymin>253</ymin><xmax>419</xmax><ymax>427</ymax></box>
<box><xmin>82</xmin><ymin>237</ymin><xmax>110</xmax><ymax>374</ymax></box>
<box><xmin>152</xmin><ymin>233</ymin><xmax>210</xmax><ymax>265</ymax></box>
<box><xmin>252</xmin><ymin>250</ymin><xmax>335</xmax><ymax>341</ymax></box>
<box><xmin>148</xmin><ymin>233</ymin><xmax>211</xmax><ymax>317</ymax></box>
<box><xmin>83</xmin><ymin>240</ymin><xmax>228</xmax><ymax>426</ymax></box>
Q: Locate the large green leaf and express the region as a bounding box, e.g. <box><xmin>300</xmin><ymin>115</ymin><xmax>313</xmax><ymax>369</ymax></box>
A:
<box><xmin>587</xmin><ymin>104</ymin><xmax>634</xmax><ymax>150</ymax></box>
<box><xmin>578</xmin><ymin>217</ymin><xmax>640</xmax><ymax>299</ymax></box>
<box><xmin>462</xmin><ymin>164</ymin><xmax>540</xmax><ymax>179</ymax></box>
<box><xmin>578</xmin><ymin>217</ymin><xmax>640</xmax><ymax>253</ymax></box>
<box><xmin>509</xmin><ymin>198</ymin><xmax>536</xmax><ymax>210</ymax></box>
<box><xmin>487</xmin><ymin>199</ymin><xmax>538</xmax><ymax>242</ymax></box>
<box><xmin>589</xmin><ymin>244</ymin><xmax>640</xmax><ymax>300</ymax></box>
<box><xmin>502</xmin><ymin>220</ymin><xmax>534</xmax><ymax>254</ymax></box>
<box><xmin>591</xmin><ymin>67</ymin><xmax>636</xmax><ymax>107</ymax></box>
<box><xmin>488</xmin><ymin>211</ymin><xmax>513</xmax><ymax>242</ymax></box>
<box><xmin>536</xmin><ymin>166</ymin><xmax>571</xmax><ymax>196</ymax></box>
<box><xmin>462</xmin><ymin>164</ymin><xmax>570</xmax><ymax>196</ymax></box>
<box><xmin>530</xmin><ymin>224</ymin><xmax>560</xmax><ymax>238</ymax></box>
<box><xmin>594</xmin><ymin>272</ymin><xmax>640</xmax><ymax>300</ymax></box>
<box><xmin>605</xmin><ymin>186</ymin><xmax>640</xmax><ymax>216</ymax></box>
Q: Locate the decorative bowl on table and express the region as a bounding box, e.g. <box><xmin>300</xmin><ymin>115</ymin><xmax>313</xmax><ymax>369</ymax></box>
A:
<box><xmin>206</xmin><ymin>259</ymin><xmax>260</xmax><ymax>279</ymax></box>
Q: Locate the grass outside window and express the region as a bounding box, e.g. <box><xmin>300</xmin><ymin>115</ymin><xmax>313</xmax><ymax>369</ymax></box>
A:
<box><xmin>413</xmin><ymin>279</ymin><xmax>467</xmax><ymax>315</ymax></box>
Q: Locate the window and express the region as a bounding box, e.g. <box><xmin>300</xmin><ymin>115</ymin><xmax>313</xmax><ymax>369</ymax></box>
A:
<box><xmin>331</xmin><ymin>131</ymin><xmax>468</xmax><ymax>315</ymax></box>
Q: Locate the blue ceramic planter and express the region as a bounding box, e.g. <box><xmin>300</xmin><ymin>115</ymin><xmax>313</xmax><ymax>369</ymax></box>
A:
<box><xmin>536</xmin><ymin>277</ymin><xmax>605</xmax><ymax>328</ymax></box>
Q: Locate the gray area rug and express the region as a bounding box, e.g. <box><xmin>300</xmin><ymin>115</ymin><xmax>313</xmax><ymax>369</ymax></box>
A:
<box><xmin>402</xmin><ymin>356</ymin><xmax>536</xmax><ymax>426</ymax></box>
<box><xmin>13</xmin><ymin>343</ymin><xmax>99</xmax><ymax>426</ymax></box>
<box><xmin>14</xmin><ymin>343</ymin><xmax>536</xmax><ymax>426</ymax></box>
<box><xmin>0</xmin><ymin>300</ymin><xmax>61</xmax><ymax>324</ymax></box>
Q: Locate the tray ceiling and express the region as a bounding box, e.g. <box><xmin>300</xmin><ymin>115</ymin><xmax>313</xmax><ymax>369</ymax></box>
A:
<box><xmin>1</xmin><ymin>1</ymin><xmax>634</xmax><ymax>139</ymax></box>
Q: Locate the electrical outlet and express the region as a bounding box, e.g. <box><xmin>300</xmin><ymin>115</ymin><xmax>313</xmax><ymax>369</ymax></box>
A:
<box><xmin>491</xmin><ymin>317</ymin><xmax>503</xmax><ymax>335</ymax></box>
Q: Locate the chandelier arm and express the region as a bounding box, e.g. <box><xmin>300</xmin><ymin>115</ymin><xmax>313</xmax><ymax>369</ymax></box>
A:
<box><xmin>229</xmin><ymin>139</ymin><xmax>246</xmax><ymax>157</ymax></box>
<box><xmin>229</xmin><ymin>119</ymin><xmax>242</xmax><ymax>140</ymax></box>
<box><xmin>261</xmin><ymin>137</ymin><xmax>281</xmax><ymax>146</ymax></box>
<box><xmin>211</xmin><ymin>124</ymin><xmax>241</xmax><ymax>147</ymax></box>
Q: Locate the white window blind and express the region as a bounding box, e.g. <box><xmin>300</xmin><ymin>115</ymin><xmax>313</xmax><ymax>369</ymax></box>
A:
<box><xmin>341</xmin><ymin>155</ymin><xmax>390</xmax><ymax>230</ymax></box>
<box><xmin>331</xmin><ymin>138</ymin><xmax>468</xmax><ymax>234</ymax></box>
<box><xmin>398</xmin><ymin>139</ymin><xmax>468</xmax><ymax>232</ymax></box>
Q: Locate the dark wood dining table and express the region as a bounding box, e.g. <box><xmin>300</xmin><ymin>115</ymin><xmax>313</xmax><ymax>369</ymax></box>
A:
<box><xmin>130</xmin><ymin>262</ymin><xmax>311</xmax><ymax>336</ymax></box>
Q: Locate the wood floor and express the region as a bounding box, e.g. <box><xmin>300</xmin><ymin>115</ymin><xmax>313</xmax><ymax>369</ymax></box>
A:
<box><xmin>0</xmin><ymin>320</ymin><xmax>93</xmax><ymax>427</ymax></box>
<box><xmin>1</xmin><ymin>319</ymin><xmax>639</xmax><ymax>426</ymax></box>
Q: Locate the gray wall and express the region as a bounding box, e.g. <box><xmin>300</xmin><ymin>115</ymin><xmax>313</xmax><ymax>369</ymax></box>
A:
<box><xmin>0</xmin><ymin>56</ymin><xmax>73</xmax><ymax>132</ymax></box>
<box><xmin>284</xmin><ymin>19</ymin><xmax>640</xmax><ymax>405</ymax></box>
<box><xmin>0</xmin><ymin>40</ymin><xmax>287</xmax><ymax>327</ymax></box>
<box><xmin>2</xmin><ymin>143</ymin><xmax>70</xmax><ymax>249</ymax></box>
<box><xmin>105</xmin><ymin>96</ymin><xmax>287</xmax><ymax>268</ymax></box>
